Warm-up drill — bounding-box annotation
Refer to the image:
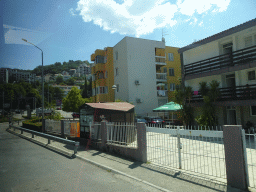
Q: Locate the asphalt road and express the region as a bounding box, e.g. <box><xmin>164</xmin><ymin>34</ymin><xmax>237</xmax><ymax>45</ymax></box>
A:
<box><xmin>0</xmin><ymin>123</ymin><xmax>161</xmax><ymax>192</ymax></box>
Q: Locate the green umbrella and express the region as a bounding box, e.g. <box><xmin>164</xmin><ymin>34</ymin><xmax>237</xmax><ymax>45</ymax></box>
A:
<box><xmin>153</xmin><ymin>102</ymin><xmax>182</xmax><ymax>112</ymax></box>
<box><xmin>153</xmin><ymin>102</ymin><xmax>182</xmax><ymax>123</ymax></box>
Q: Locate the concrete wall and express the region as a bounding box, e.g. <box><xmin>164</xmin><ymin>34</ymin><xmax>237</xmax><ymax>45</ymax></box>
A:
<box><xmin>114</xmin><ymin>37</ymin><xmax>165</xmax><ymax>116</ymax></box>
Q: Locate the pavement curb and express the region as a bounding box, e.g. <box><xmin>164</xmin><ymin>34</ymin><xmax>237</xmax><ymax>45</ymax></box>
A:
<box><xmin>7</xmin><ymin>127</ymin><xmax>171</xmax><ymax>192</ymax></box>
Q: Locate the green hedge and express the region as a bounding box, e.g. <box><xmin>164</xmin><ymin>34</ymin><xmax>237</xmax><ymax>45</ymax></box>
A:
<box><xmin>22</xmin><ymin>117</ymin><xmax>42</xmax><ymax>132</ymax></box>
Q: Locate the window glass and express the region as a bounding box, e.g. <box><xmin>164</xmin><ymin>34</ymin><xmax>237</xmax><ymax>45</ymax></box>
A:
<box><xmin>168</xmin><ymin>53</ymin><xmax>174</xmax><ymax>61</ymax></box>
<box><xmin>115</xmin><ymin>52</ymin><xmax>118</xmax><ymax>60</ymax></box>
<box><xmin>116</xmin><ymin>84</ymin><xmax>119</xmax><ymax>92</ymax></box>
<box><xmin>163</xmin><ymin>67</ymin><xmax>167</xmax><ymax>73</ymax></box>
<box><xmin>169</xmin><ymin>68</ymin><xmax>174</xmax><ymax>76</ymax></box>
<box><xmin>170</xmin><ymin>83</ymin><xmax>175</xmax><ymax>91</ymax></box>
<box><xmin>248</xmin><ymin>71</ymin><xmax>255</xmax><ymax>80</ymax></box>
<box><xmin>251</xmin><ymin>106</ymin><xmax>256</xmax><ymax>116</ymax></box>
<box><xmin>115</xmin><ymin>68</ymin><xmax>118</xmax><ymax>76</ymax></box>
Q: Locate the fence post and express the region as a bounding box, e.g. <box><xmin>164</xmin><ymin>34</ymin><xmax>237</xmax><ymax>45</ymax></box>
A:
<box><xmin>223</xmin><ymin>125</ymin><xmax>248</xmax><ymax>190</ymax></box>
<box><xmin>61</xmin><ymin>120</ymin><xmax>65</xmax><ymax>138</ymax></box>
<box><xmin>136</xmin><ymin>122</ymin><xmax>147</xmax><ymax>163</ymax></box>
<box><xmin>101</xmin><ymin>121</ymin><xmax>107</xmax><ymax>151</ymax></box>
<box><xmin>177</xmin><ymin>126</ymin><xmax>182</xmax><ymax>169</ymax></box>
<box><xmin>42</xmin><ymin>119</ymin><xmax>45</xmax><ymax>133</ymax></box>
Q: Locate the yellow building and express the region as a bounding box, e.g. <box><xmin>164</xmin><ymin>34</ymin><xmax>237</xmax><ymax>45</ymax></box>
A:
<box><xmin>90</xmin><ymin>38</ymin><xmax>181</xmax><ymax>119</ymax></box>
<box><xmin>91</xmin><ymin>47</ymin><xmax>114</xmax><ymax>102</ymax></box>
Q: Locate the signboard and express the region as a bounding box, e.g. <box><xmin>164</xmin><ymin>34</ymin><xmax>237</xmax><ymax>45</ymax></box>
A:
<box><xmin>4</xmin><ymin>103</ymin><xmax>10</xmax><ymax>108</ymax></box>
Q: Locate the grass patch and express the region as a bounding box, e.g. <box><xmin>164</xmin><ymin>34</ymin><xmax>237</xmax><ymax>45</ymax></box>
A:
<box><xmin>146</xmin><ymin>161</ymin><xmax>151</xmax><ymax>164</ymax></box>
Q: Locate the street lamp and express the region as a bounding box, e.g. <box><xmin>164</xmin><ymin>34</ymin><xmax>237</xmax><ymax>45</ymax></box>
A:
<box><xmin>112</xmin><ymin>85</ymin><xmax>117</xmax><ymax>102</ymax></box>
<box><xmin>22</xmin><ymin>38</ymin><xmax>44</xmax><ymax>126</ymax></box>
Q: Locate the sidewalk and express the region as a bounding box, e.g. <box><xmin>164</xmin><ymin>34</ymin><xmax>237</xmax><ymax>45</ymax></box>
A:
<box><xmin>3</xmin><ymin>122</ymin><xmax>253</xmax><ymax>192</ymax></box>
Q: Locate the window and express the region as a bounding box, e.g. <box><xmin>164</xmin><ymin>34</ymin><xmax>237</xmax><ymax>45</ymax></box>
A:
<box><xmin>115</xmin><ymin>52</ymin><xmax>118</xmax><ymax>60</ymax></box>
<box><xmin>248</xmin><ymin>71</ymin><xmax>256</xmax><ymax>80</ymax></box>
<box><xmin>170</xmin><ymin>83</ymin><xmax>175</xmax><ymax>91</ymax></box>
<box><xmin>99</xmin><ymin>72</ymin><xmax>104</xmax><ymax>79</ymax></box>
<box><xmin>163</xmin><ymin>67</ymin><xmax>167</xmax><ymax>73</ymax></box>
<box><xmin>105</xmin><ymin>71</ymin><xmax>108</xmax><ymax>78</ymax></box>
<box><xmin>115</xmin><ymin>68</ymin><xmax>119</xmax><ymax>76</ymax></box>
<box><xmin>169</xmin><ymin>68</ymin><xmax>174</xmax><ymax>76</ymax></box>
<box><xmin>92</xmin><ymin>89</ymin><xmax>95</xmax><ymax>96</ymax></box>
<box><xmin>168</xmin><ymin>53</ymin><xmax>174</xmax><ymax>61</ymax></box>
<box><xmin>116</xmin><ymin>84</ymin><xmax>119</xmax><ymax>92</ymax></box>
<box><xmin>250</xmin><ymin>106</ymin><xmax>256</xmax><ymax>116</ymax></box>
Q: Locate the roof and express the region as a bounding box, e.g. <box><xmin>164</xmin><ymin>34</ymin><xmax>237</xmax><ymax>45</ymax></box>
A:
<box><xmin>153</xmin><ymin>102</ymin><xmax>182</xmax><ymax>112</ymax></box>
<box><xmin>178</xmin><ymin>18</ymin><xmax>256</xmax><ymax>53</ymax></box>
<box><xmin>85</xmin><ymin>102</ymin><xmax>135</xmax><ymax>112</ymax></box>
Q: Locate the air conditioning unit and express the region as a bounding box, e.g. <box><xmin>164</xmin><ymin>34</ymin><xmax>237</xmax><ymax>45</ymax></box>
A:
<box><xmin>135</xmin><ymin>80</ymin><xmax>140</xmax><ymax>85</ymax></box>
<box><xmin>136</xmin><ymin>98</ymin><xmax>142</xmax><ymax>103</ymax></box>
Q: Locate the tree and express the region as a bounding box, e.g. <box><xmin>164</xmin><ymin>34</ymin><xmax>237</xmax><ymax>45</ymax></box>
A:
<box><xmin>56</xmin><ymin>75</ymin><xmax>63</xmax><ymax>84</ymax></box>
<box><xmin>88</xmin><ymin>76</ymin><xmax>92</xmax><ymax>97</ymax></box>
<box><xmin>173</xmin><ymin>85</ymin><xmax>194</xmax><ymax>126</ymax></box>
<box><xmin>82</xmin><ymin>78</ymin><xmax>88</xmax><ymax>98</ymax></box>
<box><xmin>65</xmin><ymin>78</ymin><xmax>75</xmax><ymax>85</ymax></box>
<box><xmin>195</xmin><ymin>80</ymin><xmax>220</xmax><ymax>128</ymax></box>
<box><xmin>62</xmin><ymin>87</ymin><xmax>92</xmax><ymax>113</ymax></box>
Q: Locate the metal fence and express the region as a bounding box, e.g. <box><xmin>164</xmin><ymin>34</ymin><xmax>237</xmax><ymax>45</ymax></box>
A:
<box><xmin>244</xmin><ymin>129</ymin><xmax>256</xmax><ymax>188</ymax></box>
<box><xmin>146</xmin><ymin>125</ymin><xmax>226</xmax><ymax>181</ymax></box>
<box><xmin>106</xmin><ymin>122</ymin><xmax>137</xmax><ymax>148</ymax></box>
<box><xmin>45</xmin><ymin>119</ymin><xmax>61</xmax><ymax>134</ymax></box>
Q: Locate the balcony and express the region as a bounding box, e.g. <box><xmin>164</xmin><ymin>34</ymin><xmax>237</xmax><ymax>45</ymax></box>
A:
<box><xmin>155</xmin><ymin>56</ymin><xmax>166</xmax><ymax>66</ymax></box>
<box><xmin>157</xmin><ymin>90</ymin><xmax>168</xmax><ymax>97</ymax></box>
<box><xmin>184</xmin><ymin>45</ymin><xmax>256</xmax><ymax>78</ymax></box>
<box><xmin>156</xmin><ymin>73</ymin><xmax>167</xmax><ymax>82</ymax></box>
<box><xmin>190</xmin><ymin>84</ymin><xmax>256</xmax><ymax>103</ymax></box>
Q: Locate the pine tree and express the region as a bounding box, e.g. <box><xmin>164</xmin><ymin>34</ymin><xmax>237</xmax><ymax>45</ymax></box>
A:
<box><xmin>82</xmin><ymin>78</ymin><xmax>88</xmax><ymax>98</ymax></box>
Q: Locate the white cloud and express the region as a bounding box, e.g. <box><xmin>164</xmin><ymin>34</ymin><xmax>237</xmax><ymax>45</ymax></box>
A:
<box><xmin>69</xmin><ymin>8</ymin><xmax>77</xmax><ymax>16</ymax></box>
<box><xmin>73</xmin><ymin>0</ymin><xmax>230</xmax><ymax>37</ymax></box>
<box><xmin>177</xmin><ymin>0</ymin><xmax>231</xmax><ymax>16</ymax></box>
<box><xmin>75</xmin><ymin>0</ymin><xmax>177</xmax><ymax>37</ymax></box>
<box><xmin>199</xmin><ymin>21</ymin><xmax>203</xmax><ymax>26</ymax></box>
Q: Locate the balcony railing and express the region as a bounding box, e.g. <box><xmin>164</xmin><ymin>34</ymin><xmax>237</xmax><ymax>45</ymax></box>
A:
<box><xmin>184</xmin><ymin>45</ymin><xmax>256</xmax><ymax>76</ymax></box>
<box><xmin>157</xmin><ymin>90</ymin><xmax>168</xmax><ymax>97</ymax></box>
<box><xmin>156</xmin><ymin>73</ymin><xmax>167</xmax><ymax>81</ymax></box>
<box><xmin>190</xmin><ymin>84</ymin><xmax>256</xmax><ymax>103</ymax></box>
<box><xmin>155</xmin><ymin>57</ymin><xmax>166</xmax><ymax>65</ymax></box>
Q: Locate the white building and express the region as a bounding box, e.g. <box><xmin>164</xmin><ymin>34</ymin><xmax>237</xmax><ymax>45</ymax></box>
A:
<box><xmin>113</xmin><ymin>37</ymin><xmax>166</xmax><ymax>116</ymax></box>
<box><xmin>52</xmin><ymin>85</ymin><xmax>80</xmax><ymax>96</ymax></box>
<box><xmin>178</xmin><ymin>18</ymin><xmax>256</xmax><ymax>127</ymax></box>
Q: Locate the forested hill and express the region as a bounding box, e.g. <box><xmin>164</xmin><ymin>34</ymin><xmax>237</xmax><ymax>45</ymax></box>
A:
<box><xmin>31</xmin><ymin>60</ymin><xmax>90</xmax><ymax>76</ymax></box>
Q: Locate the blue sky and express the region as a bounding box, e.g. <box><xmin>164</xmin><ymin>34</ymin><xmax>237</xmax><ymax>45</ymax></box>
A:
<box><xmin>0</xmin><ymin>0</ymin><xmax>255</xmax><ymax>70</ymax></box>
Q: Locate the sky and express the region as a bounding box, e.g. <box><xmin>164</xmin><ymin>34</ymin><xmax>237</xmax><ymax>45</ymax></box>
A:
<box><xmin>0</xmin><ymin>0</ymin><xmax>255</xmax><ymax>71</ymax></box>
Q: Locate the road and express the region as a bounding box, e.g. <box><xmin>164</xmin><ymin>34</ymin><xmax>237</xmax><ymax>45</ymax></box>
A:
<box><xmin>0</xmin><ymin>123</ymin><xmax>161</xmax><ymax>192</ymax></box>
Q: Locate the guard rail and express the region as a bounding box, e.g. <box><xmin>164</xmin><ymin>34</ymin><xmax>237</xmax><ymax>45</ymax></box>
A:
<box><xmin>9</xmin><ymin>124</ymin><xmax>79</xmax><ymax>156</ymax></box>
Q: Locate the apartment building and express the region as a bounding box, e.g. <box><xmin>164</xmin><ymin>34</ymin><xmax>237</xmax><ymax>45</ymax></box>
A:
<box><xmin>91</xmin><ymin>37</ymin><xmax>181</xmax><ymax>117</ymax></box>
<box><xmin>52</xmin><ymin>84</ymin><xmax>80</xmax><ymax>96</ymax></box>
<box><xmin>76</xmin><ymin>63</ymin><xmax>91</xmax><ymax>77</ymax></box>
<box><xmin>179</xmin><ymin>18</ymin><xmax>256</xmax><ymax>127</ymax></box>
<box><xmin>0</xmin><ymin>68</ymin><xmax>36</xmax><ymax>83</ymax></box>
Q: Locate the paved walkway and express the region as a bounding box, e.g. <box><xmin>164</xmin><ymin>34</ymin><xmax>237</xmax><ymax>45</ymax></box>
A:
<box><xmin>3</xmin><ymin>122</ymin><xmax>255</xmax><ymax>192</ymax></box>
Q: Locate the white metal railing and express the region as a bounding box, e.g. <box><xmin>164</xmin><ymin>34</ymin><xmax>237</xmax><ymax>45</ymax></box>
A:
<box><xmin>107</xmin><ymin>122</ymin><xmax>137</xmax><ymax>148</ymax></box>
<box><xmin>156</xmin><ymin>73</ymin><xmax>167</xmax><ymax>81</ymax></box>
<box><xmin>157</xmin><ymin>90</ymin><xmax>168</xmax><ymax>97</ymax></box>
<box><xmin>146</xmin><ymin>125</ymin><xmax>226</xmax><ymax>181</ymax></box>
<box><xmin>244</xmin><ymin>129</ymin><xmax>256</xmax><ymax>188</ymax></box>
<box><xmin>90</xmin><ymin>122</ymin><xmax>101</xmax><ymax>141</ymax></box>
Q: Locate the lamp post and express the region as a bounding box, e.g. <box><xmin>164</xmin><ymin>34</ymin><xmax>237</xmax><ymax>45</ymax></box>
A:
<box><xmin>22</xmin><ymin>38</ymin><xmax>44</xmax><ymax>124</ymax></box>
<box><xmin>112</xmin><ymin>85</ymin><xmax>117</xmax><ymax>102</ymax></box>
